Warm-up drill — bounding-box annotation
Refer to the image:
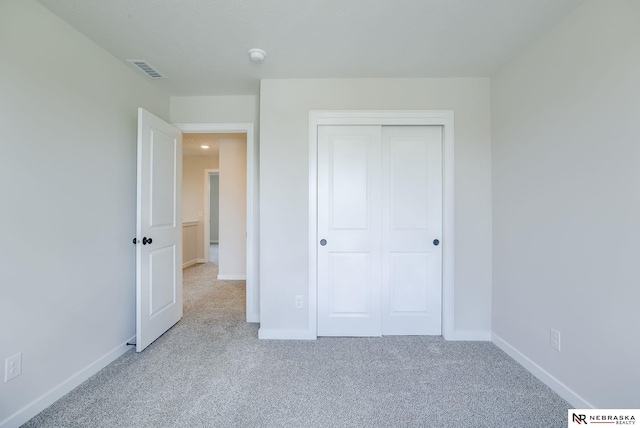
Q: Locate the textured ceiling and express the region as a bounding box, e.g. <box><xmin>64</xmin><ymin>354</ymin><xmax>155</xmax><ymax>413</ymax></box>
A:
<box><xmin>36</xmin><ymin>0</ymin><xmax>584</xmax><ymax>96</ymax></box>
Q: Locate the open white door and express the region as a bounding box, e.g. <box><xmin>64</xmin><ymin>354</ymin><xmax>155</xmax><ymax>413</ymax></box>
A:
<box><xmin>136</xmin><ymin>108</ymin><xmax>183</xmax><ymax>352</ymax></box>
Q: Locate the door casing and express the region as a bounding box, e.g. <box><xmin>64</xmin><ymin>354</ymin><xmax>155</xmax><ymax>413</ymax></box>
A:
<box><xmin>205</xmin><ymin>169</ymin><xmax>220</xmax><ymax>247</ymax></box>
<box><xmin>309</xmin><ymin>110</ymin><xmax>454</xmax><ymax>340</ymax></box>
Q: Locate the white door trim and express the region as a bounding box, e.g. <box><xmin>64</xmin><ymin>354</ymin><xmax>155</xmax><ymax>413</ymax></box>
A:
<box><xmin>174</xmin><ymin>122</ymin><xmax>259</xmax><ymax>323</ymax></box>
<box><xmin>309</xmin><ymin>110</ymin><xmax>455</xmax><ymax>340</ymax></box>
<box><xmin>203</xmin><ymin>169</ymin><xmax>219</xmax><ymax>262</ymax></box>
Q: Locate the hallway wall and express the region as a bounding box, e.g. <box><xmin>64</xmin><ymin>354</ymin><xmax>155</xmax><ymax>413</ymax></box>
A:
<box><xmin>218</xmin><ymin>137</ymin><xmax>247</xmax><ymax>279</ymax></box>
<box><xmin>182</xmin><ymin>155</ymin><xmax>219</xmax><ymax>263</ymax></box>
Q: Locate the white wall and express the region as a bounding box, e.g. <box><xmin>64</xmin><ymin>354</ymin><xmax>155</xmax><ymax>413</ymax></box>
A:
<box><xmin>491</xmin><ymin>0</ymin><xmax>640</xmax><ymax>408</ymax></box>
<box><xmin>182</xmin><ymin>223</ymin><xmax>199</xmax><ymax>267</ymax></box>
<box><xmin>218</xmin><ymin>138</ymin><xmax>247</xmax><ymax>278</ymax></box>
<box><xmin>0</xmin><ymin>1</ymin><xmax>170</xmax><ymax>426</ymax></box>
<box><xmin>170</xmin><ymin>95</ymin><xmax>258</xmax><ymax>124</ymax></box>
<box><xmin>182</xmin><ymin>155</ymin><xmax>219</xmax><ymax>262</ymax></box>
<box><xmin>259</xmin><ymin>78</ymin><xmax>492</xmax><ymax>337</ymax></box>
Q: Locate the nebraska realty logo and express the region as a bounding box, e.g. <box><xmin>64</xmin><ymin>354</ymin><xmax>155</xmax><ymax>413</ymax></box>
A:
<box><xmin>569</xmin><ymin>409</ymin><xmax>639</xmax><ymax>426</ymax></box>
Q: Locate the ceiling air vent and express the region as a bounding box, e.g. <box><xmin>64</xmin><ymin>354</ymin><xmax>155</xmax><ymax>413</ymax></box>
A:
<box><xmin>127</xmin><ymin>60</ymin><xmax>165</xmax><ymax>79</ymax></box>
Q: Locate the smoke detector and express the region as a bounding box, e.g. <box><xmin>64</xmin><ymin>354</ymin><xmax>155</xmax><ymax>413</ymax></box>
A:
<box><xmin>248</xmin><ymin>48</ymin><xmax>266</xmax><ymax>62</ymax></box>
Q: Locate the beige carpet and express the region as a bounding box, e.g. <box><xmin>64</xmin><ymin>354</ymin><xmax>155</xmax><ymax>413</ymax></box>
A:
<box><xmin>24</xmin><ymin>262</ymin><xmax>570</xmax><ymax>427</ymax></box>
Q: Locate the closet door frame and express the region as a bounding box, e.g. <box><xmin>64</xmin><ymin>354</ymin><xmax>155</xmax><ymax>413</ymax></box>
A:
<box><xmin>309</xmin><ymin>110</ymin><xmax>455</xmax><ymax>340</ymax></box>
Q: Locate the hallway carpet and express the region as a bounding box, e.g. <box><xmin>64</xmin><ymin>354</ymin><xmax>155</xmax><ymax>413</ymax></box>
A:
<box><xmin>24</xmin><ymin>263</ymin><xmax>570</xmax><ymax>427</ymax></box>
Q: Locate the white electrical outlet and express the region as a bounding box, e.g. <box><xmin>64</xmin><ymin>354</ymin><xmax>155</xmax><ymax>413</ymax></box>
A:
<box><xmin>295</xmin><ymin>295</ymin><xmax>304</xmax><ymax>309</ymax></box>
<box><xmin>5</xmin><ymin>353</ymin><xmax>22</xmax><ymax>382</ymax></box>
<box><xmin>550</xmin><ymin>329</ymin><xmax>561</xmax><ymax>352</ymax></box>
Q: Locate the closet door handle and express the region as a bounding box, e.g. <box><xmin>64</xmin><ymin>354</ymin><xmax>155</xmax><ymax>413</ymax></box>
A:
<box><xmin>433</xmin><ymin>239</ymin><xmax>440</xmax><ymax>246</ymax></box>
<box><xmin>320</xmin><ymin>239</ymin><xmax>327</xmax><ymax>246</ymax></box>
<box><xmin>142</xmin><ymin>237</ymin><xmax>153</xmax><ymax>245</ymax></box>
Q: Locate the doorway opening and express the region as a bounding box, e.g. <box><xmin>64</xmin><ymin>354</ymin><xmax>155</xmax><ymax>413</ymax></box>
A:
<box><xmin>176</xmin><ymin>123</ymin><xmax>258</xmax><ymax>323</ymax></box>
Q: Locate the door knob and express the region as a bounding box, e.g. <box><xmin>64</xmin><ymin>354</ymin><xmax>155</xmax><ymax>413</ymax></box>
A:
<box><xmin>132</xmin><ymin>238</ymin><xmax>139</xmax><ymax>244</ymax></box>
<box><xmin>433</xmin><ymin>239</ymin><xmax>440</xmax><ymax>246</ymax></box>
<box><xmin>320</xmin><ymin>239</ymin><xmax>327</xmax><ymax>246</ymax></box>
<box><xmin>142</xmin><ymin>237</ymin><xmax>153</xmax><ymax>245</ymax></box>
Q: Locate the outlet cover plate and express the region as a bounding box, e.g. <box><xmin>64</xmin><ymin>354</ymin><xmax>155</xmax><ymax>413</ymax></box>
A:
<box><xmin>550</xmin><ymin>329</ymin><xmax>561</xmax><ymax>352</ymax></box>
<box><xmin>5</xmin><ymin>353</ymin><xmax>22</xmax><ymax>382</ymax></box>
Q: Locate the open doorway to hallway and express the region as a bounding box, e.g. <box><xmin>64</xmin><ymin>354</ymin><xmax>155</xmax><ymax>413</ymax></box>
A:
<box><xmin>182</xmin><ymin>133</ymin><xmax>246</xmax><ymax>280</ymax></box>
<box><xmin>177</xmin><ymin>122</ymin><xmax>258</xmax><ymax>324</ymax></box>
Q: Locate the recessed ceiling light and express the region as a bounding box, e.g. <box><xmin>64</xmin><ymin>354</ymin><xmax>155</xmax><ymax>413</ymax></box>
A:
<box><xmin>201</xmin><ymin>145</ymin><xmax>210</xmax><ymax>149</ymax></box>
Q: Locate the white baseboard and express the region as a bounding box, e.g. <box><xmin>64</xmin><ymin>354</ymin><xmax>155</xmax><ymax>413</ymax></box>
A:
<box><xmin>0</xmin><ymin>337</ymin><xmax>135</xmax><ymax>428</ymax></box>
<box><xmin>257</xmin><ymin>328</ymin><xmax>490</xmax><ymax>341</ymax></box>
<box><xmin>492</xmin><ymin>333</ymin><xmax>593</xmax><ymax>409</ymax></box>
<box><xmin>246</xmin><ymin>312</ymin><xmax>260</xmax><ymax>323</ymax></box>
<box><xmin>183</xmin><ymin>259</ymin><xmax>207</xmax><ymax>268</ymax></box>
<box><xmin>444</xmin><ymin>330</ymin><xmax>492</xmax><ymax>341</ymax></box>
<box><xmin>217</xmin><ymin>274</ymin><xmax>246</xmax><ymax>280</ymax></box>
<box><xmin>258</xmin><ymin>328</ymin><xmax>316</xmax><ymax>340</ymax></box>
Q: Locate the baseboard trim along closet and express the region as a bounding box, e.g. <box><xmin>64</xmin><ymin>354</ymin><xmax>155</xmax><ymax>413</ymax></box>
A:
<box><xmin>445</xmin><ymin>330</ymin><xmax>491</xmax><ymax>341</ymax></box>
<box><xmin>258</xmin><ymin>329</ymin><xmax>316</xmax><ymax>340</ymax></box>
